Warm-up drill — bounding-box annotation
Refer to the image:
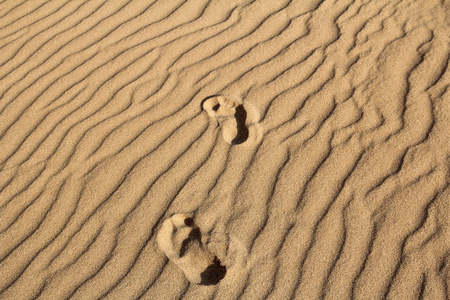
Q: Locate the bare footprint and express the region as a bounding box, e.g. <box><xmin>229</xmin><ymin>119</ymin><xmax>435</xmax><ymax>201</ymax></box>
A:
<box><xmin>201</xmin><ymin>95</ymin><xmax>261</xmax><ymax>145</ymax></box>
<box><xmin>156</xmin><ymin>214</ymin><xmax>227</xmax><ymax>285</ymax></box>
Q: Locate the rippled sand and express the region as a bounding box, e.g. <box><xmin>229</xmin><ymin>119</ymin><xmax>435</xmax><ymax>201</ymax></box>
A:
<box><xmin>0</xmin><ymin>0</ymin><xmax>449</xmax><ymax>299</ymax></box>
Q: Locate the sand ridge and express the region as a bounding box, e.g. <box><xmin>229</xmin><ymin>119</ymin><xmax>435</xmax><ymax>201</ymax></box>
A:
<box><xmin>0</xmin><ymin>0</ymin><xmax>449</xmax><ymax>299</ymax></box>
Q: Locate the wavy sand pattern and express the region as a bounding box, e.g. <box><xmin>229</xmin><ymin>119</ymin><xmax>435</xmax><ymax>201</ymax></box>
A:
<box><xmin>1</xmin><ymin>0</ymin><xmax>449</xmax><ymax>299</ymax></box>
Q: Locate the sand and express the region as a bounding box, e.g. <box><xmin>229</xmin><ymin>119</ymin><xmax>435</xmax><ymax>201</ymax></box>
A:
<box><xmin>0</xmin><ymin>0</ymin><xmax>449</xmax><ymax>299</ymax></box>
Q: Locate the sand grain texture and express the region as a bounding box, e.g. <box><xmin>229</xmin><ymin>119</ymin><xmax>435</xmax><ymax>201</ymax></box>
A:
<box><xmin>0</xmin><ymin>0</ymin><xmax>449</xmax><ymax>299</ymax></box>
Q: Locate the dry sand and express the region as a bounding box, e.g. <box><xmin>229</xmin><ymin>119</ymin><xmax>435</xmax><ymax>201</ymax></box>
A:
<box><xmin>1</xmin><ymin>0</ymin><xmax>449</xmax><ymax>299</ymax></box>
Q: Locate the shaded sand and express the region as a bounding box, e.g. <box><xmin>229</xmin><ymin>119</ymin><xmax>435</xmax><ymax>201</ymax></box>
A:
<box><xmin>0</xmin><ymin>0</ymin><xmax>449</xmax><ymax>299</ymax></box>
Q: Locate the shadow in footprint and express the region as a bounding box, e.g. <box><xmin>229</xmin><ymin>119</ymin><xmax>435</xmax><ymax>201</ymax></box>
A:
<box><xmin>179</xmin><ymin>228</ymin><xmax>201</xmax><ymax>257</ymax></box>
<box><xmin>231</xmin><ymin>105</ymin><xmax>249</xmax><ymax>145</ymax></box>
<box><xmin>200</xmin><ymin>257</ymin><xmax>227</xmax><ymax>285</ymax></box>
<box><xmin>179</xmin><ymin>226</ymin><xmax>227</xmax><ymax>285</ymax></box>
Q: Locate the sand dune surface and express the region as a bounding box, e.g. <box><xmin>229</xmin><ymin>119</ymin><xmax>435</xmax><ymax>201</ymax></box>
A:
<box><xmin>1</xmin><ymin>0</ymin><xmax>449</xmax><ymax>299</ymax></box>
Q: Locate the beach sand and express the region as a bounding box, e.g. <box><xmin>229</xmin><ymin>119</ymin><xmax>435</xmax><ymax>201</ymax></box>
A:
<box><xmin>0</xmin><ymin>0</ymin><xmax>449</xmax><ymax>299</ymax></box>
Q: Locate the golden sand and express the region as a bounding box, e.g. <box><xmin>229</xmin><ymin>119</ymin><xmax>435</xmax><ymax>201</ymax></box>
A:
<box><xmin>0</xmin><ymin>0</ymin><xmax>449</xmax><ymax>299</ymax></box>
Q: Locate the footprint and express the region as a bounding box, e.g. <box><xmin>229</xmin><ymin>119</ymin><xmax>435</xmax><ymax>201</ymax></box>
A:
<box><xmin>156</xmin><ymin>214</ymin><xmax>227</xmax><ymax>285</ymax></box>
<box><xmin>201</xmin><ymin>95</ymin><xmax>261</xmax><ymax>145</ymax></box>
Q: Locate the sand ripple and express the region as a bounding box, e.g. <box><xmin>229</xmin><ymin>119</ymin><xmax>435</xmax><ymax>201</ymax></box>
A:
<box><xmin>0</xmin><ymin>0</ymin><xmax>449</xmax><ymax>299</ymax></box>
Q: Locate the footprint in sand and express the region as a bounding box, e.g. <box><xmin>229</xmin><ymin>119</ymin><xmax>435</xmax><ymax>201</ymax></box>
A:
<box><xmin>201</xmin><ymin>95</ymin><xmax>261</xmax><ymax>145</ymax></box>
<box><xmin>156</xmin><ymin>214</ymin><xmax>227</xmax><ymax>285</ymax></box>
